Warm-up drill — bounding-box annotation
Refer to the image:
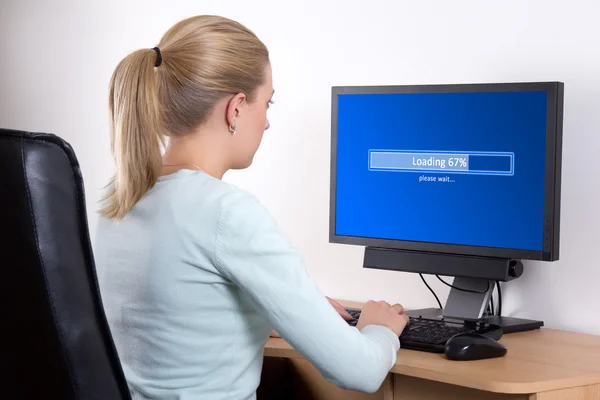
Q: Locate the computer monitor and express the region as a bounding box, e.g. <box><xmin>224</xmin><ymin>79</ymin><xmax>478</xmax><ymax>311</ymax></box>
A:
<box><xmin>329</xmin><ymin>82</ymin><xmax>564</xmax><ymax>327</ymax></box>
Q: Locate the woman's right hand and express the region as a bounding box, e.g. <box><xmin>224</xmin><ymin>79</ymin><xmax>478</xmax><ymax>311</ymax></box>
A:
<box><xmin>356</xmin><ymin>300</ymin><xmax>409</xmax><ymax>336</ymax></box>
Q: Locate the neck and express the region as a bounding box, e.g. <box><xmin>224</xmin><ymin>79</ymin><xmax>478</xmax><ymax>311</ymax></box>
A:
<box><xmin>162</xmin><ymin>133</ymin><xmax>230</xmax><ymax>179</ymax></box>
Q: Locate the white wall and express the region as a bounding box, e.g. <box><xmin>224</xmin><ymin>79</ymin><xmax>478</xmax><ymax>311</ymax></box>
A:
<box><xmin>2</xmin><ymin>0</ymin><xmax>599</xmax><ymax>334</ymax></box>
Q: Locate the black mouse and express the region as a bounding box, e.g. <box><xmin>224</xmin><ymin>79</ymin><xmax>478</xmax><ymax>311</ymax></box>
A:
<box><xmin>444</xmin><ymin>332</ymin><xmax>507</xmax><ymax>361</ymax></box>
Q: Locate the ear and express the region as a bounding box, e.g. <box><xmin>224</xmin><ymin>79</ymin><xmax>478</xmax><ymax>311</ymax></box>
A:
<box><xmin>226</xmin><ymin>93</ymin><xmax>247</xmax><ymax>130</ymax></box>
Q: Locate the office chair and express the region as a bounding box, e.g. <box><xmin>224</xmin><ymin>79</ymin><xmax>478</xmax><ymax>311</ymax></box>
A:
<box><xmin>0</xmin><ymin>129</ymin><xmax>131</xmax><ymax>399</ymax></box>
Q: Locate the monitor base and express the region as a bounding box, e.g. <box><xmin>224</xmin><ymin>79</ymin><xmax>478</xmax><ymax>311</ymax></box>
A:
<box><xmin>406</xmin><ymin>307</ymin><xmax>544</xmax><ymax>334</ymax></box>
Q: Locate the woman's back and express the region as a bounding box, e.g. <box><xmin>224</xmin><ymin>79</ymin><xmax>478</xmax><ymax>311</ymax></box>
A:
<box><xmin>96</xmin><ymin>170</ymin><xmax>271</xmax><ymax>399</ymax></box>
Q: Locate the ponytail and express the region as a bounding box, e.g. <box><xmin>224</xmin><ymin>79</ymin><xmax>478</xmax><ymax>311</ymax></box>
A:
<box><xmin>101</xmin><ymin>48</ymin><xmax>164</xmax><ymax>220</ymax></box>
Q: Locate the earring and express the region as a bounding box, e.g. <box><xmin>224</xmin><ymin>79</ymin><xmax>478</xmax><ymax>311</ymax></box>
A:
<box><xmin>229</xmin><ymin>124</ymin><xmax>236</xmax><ymax>134</ymax></box>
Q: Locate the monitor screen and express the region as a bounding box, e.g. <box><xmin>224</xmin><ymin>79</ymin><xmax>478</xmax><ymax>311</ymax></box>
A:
<box><xmin>331</xmin><ymin>83</ymin><xmax>562</xmax><ymax>260</ymax></box>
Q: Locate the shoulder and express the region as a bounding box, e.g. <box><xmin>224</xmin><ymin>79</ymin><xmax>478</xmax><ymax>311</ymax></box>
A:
<box><xmin>211</xmin><ymin>182</ymin><xmax>298</xmax><ymax>278</ymax></box>
<box><xmin>166</xmin><ymin>173</ymin><xmax>274</xmax><ymax>234</ymax></box>
<box><xmin>215</xmin><ymin>182</ymin><xmax>274</xmax><ymax>233</ymax></box>
<box><xmin>161</xmin><ymin>171</ymin><xmax>259</xmax><ymax>215</ymax></box>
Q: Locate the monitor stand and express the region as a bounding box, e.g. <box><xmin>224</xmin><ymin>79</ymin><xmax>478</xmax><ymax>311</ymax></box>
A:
<box><xmin>406</xmin><ymin>277</ymin><xmax>544</xmax><ymax>334</ymax></box>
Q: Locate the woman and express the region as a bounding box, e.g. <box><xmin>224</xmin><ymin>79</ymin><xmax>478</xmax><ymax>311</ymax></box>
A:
<box><xmin>95</xmin><ymin>15</ymin><xmax>409</xmax><ymax>400</ymax></box>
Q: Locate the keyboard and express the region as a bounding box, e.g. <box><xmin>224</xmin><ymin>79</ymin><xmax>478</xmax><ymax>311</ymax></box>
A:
<box><xmin>346</xmin><ymin>308</ymin><xmax>503</xmax><ymax>353</ymax></box>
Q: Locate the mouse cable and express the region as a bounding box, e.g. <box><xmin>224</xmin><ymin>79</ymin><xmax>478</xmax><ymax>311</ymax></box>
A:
<box><xmin>419</xmin><ymin>273</ymin><xmax>443</xmax><ymax>309</ymax></box>
<box><xmin>435</xmin><ymin>275</ymin><xmax>491</xmax><ymax>295</ymax></box>
<box><xmin>496</xmin><ymin>281</ymin><xmax>502</xmax><ymax>316</ymax></box>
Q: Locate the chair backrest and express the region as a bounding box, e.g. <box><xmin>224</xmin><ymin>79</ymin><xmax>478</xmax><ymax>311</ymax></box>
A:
<box><xmin>0</xmin><ymin>129</ymin><xmax>131</xmax><ymax>399</ymax></box>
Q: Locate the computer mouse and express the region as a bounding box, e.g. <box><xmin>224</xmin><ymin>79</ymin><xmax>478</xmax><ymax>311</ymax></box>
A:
<box><xmin>444</xmin><ymin>333</ymin><xmax>507</xmax><ymax>361</ymax></box>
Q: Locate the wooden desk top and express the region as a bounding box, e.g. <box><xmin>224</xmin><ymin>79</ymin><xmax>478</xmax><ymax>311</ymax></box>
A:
<box><xmin>264</xmin><ymin>301</ymin><xmax>600</xmax><ymax>394</ymax></box>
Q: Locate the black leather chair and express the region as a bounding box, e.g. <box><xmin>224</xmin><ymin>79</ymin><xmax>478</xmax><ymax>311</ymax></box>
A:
<box><xmin>0</xmin><ymin>129</ymin><xmax>131</xmax><ymax>399</ymax></box>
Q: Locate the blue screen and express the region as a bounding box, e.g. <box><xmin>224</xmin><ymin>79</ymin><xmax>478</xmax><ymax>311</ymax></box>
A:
<box><xmin>335</xmin><ymin>91</ymin><xmax>547</xmax><ymax>251</ymax></box>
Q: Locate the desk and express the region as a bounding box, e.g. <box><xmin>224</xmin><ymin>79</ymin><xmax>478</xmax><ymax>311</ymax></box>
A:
<box><xmin>263</xmin><ymin>301</ymin><xmax>600</xmax><ymax>400</ymax></box>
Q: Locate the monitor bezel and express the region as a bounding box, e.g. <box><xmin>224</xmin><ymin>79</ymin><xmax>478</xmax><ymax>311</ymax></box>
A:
<box><xmin>329</xmin><ymin>81</ymin><xmax>563</xmax><ymax>261</ymax></box>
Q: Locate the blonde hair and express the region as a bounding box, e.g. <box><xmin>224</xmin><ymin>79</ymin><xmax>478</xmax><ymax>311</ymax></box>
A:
<box><xmin>102</xmin><ymin>15</ymin><xmax>269</xmax><ymax>220</ymax></box>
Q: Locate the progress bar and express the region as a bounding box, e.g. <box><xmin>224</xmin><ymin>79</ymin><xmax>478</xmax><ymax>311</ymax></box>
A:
<box><xmin>368</xmin><ymin>150</ymin><xmax>514</xmax><ymax>176</ymax></box>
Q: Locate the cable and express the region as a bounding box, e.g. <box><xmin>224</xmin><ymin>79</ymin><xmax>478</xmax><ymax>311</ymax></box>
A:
<box><xmin>435</xmin><ymin>275</ymin><xmax>491</xmax><ymax>294</ymax></box>
<box><xmin>490</xmin><ymin>292</ymin><xmax>495</xmax><ymax>317</ymax></box>
<box><xmin>496</xmin><ymin>281</ymin><xmax>502</xmax><ymax>316</ymax></box>
<box><xmin>419</xmin><ymin>273</ymin><xmax>443</xmax><ymax>309</ymax></box>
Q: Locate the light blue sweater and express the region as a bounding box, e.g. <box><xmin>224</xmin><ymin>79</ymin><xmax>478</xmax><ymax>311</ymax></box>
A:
<box><xmin>94</xmin><ymin>169</ymin><xmax>400</xmax><ymax>400</ymax></box>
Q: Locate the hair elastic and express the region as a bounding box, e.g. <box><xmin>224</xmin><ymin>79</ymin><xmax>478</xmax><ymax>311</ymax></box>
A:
<box><xmin>152</xmin><ymin>47</ymin><xmax>162</xmax><ymax>67</ymax></box>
